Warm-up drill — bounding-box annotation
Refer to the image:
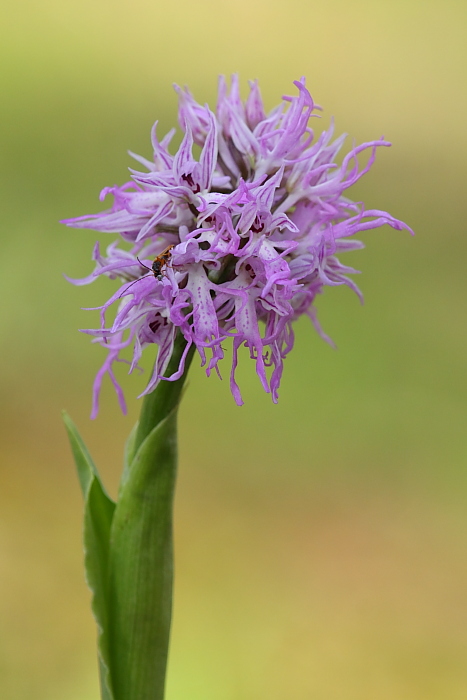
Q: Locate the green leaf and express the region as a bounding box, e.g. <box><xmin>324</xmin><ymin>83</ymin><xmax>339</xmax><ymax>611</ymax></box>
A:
<box><xmin>107</xmin><ymin>408</ymin><xmax>179</xmax><ymax>700</ymax></box>
<box><xmin>62</xmin><ymin>334</ymin><xmax>194</xmax><ymax>700</ymax></box>
<box><xmin>62</xmin><ymin>410</ymin><xmax>100</xmax><ymax>497</ymax></box>
<box><xmin>120</xmin><ymin>420</ymin><xmax>139</xmax><ymax>494</ymax></box>
<box><xmin>63</xmin><ymin>411</ymin><xmax>116</xmax><ymax>700</ymax></box>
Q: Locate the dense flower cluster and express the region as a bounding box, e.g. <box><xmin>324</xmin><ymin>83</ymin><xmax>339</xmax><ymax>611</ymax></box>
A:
<box><xmin>64</xmin><ymin>77</ymin><xmax>412</xmax><ymax>417</ymax></box>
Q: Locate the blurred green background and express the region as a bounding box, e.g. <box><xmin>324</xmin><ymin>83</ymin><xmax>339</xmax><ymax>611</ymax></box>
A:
<box><xmin>1</xmin><ymin>0</ymin><xmax>467</xmax><ymax>698</ymax></box>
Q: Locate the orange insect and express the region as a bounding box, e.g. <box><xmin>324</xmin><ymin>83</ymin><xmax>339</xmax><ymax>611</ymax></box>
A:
<box><xmin>119</xmin><ymin>245</ymin><xmax>174</xmax><ymax>298</ymax></box>
<box><xmin>139</xmin><ymin>244</ymin><xmax>174</xmax><ymax>281</ymax></box>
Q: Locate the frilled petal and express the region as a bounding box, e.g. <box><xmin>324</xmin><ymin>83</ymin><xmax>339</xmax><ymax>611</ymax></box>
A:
<box><xmin>139</xmin><ymin>320</ymin><xmax>176</xmax><ymax>395</ymax></box>
<box><xmin>245</xmin><ymin>80</ymin><xmax>266</xmax><ymax>129</ymax></box>
<box><xmin>198</xmin><ymin>110</ymin><xmax>218</xmax><ymax>191</ymax></box>
<box><xmin>90</xmin><ymin>331</ymin><xmax>133</xmax><ymax>419</ymax></box>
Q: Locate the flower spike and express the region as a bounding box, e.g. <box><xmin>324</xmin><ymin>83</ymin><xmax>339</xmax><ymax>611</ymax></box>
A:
<box><xmin>63</xmin><ymin>76</ymin><xmax>413</xmax><ymax>415</ymax></box>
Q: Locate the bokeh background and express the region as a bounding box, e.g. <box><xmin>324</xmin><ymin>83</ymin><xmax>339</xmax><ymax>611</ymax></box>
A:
<box><xmin>1</xmin><ymin>0</ymin><xmax>467</xmax><ymax>698</ymax></box>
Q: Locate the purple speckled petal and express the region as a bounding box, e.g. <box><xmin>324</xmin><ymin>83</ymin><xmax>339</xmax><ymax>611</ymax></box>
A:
<box><xmin>230</xmin><ymin>337</ymin><xmax>244</xmax><ymax>406</ymax></box>
<box><xmin>185</xmin><ymin>264</ymin><xmax>222</xmax><ymax>366</ymax></box>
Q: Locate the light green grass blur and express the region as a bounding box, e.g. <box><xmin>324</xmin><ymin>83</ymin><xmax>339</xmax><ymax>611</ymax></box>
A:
<box><xmin>1</xmin><ymin>0</ymin><xmax>466</xmax><ymax>698</ymax></box>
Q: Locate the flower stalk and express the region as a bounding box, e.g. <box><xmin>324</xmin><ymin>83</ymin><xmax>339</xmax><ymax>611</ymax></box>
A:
<box><xmin>132</xmin><ymin>332</ymin><xmax>195</xmax><ymax>459</ymax></box>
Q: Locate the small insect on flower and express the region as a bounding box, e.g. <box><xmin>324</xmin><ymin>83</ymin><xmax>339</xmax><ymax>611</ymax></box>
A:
<box><xmin>149</xmin><ymin>244</ymin><xmax>174</xmax><ymax>281</ymax></box>
<box><xmin>118</xmin><ymin>245</ymin><xmax>175</xmax><ymax>298</ymax></box>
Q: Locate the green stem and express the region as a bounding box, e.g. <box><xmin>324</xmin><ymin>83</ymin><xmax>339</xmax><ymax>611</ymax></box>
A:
<box><xmin>107</xmin><ymin>332</ymin><xmax>195</xmax><ymax>700</ymax></box>
<box><xmin>134</xmin><ymin>332</ymin><xmax>196</xmax><ymax>454</ymax></box>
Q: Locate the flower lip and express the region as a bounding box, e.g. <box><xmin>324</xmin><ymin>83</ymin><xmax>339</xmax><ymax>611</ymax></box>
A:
<box><xmin>64</xmin><ymin>76</ymin><xmax>413</xmax><ymax>416</ymax></box>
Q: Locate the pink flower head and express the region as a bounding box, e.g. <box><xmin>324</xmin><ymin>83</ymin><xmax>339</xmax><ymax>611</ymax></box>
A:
<box><xmin>63</xmin><ymin>77</ymin><xmax>412</xmax><ymax>417</ymax></box>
